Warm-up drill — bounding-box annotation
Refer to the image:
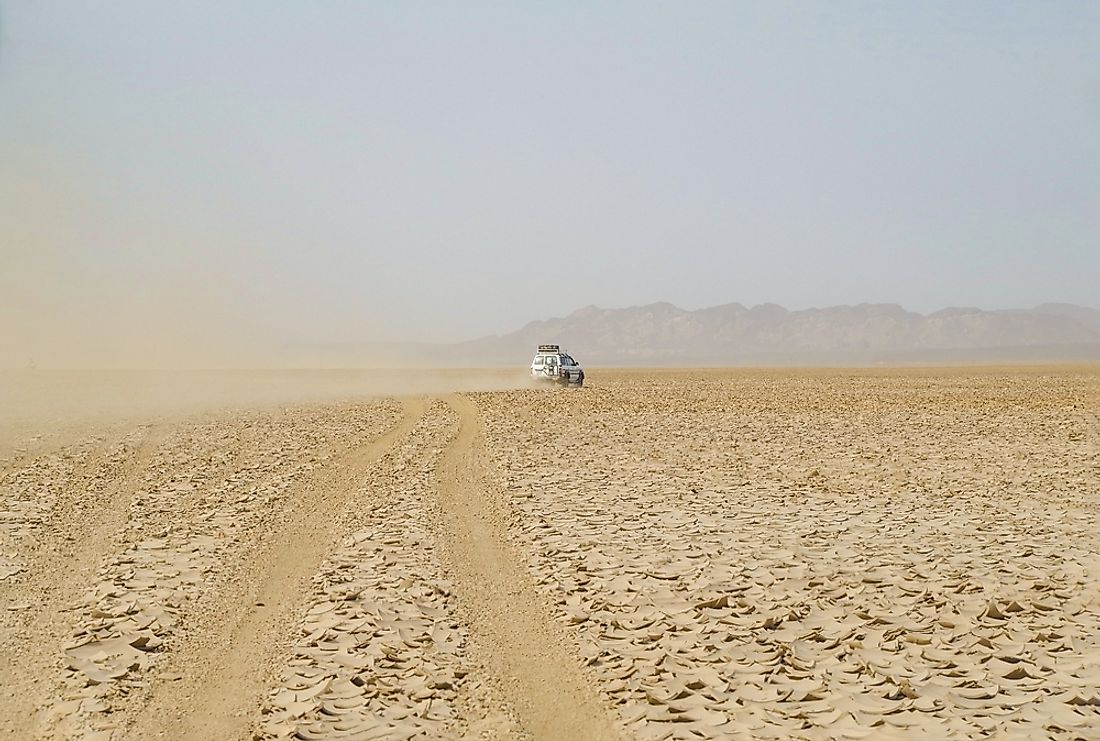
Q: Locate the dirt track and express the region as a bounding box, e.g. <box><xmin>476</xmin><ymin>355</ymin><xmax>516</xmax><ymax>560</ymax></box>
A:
<box><xmin>1</xmin><ymin>368</ymin><xmax>1099</xmax><ymax>739</ymax></box>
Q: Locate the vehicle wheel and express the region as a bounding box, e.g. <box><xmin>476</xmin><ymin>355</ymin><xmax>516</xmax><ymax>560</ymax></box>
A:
<box><xmin>576</xmin><ymin>372</ymin><xmax>584</xmax><ymax>387</ymax></box>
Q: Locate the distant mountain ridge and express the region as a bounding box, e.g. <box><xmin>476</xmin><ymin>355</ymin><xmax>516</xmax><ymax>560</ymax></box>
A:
<box><xmin>454</xmin><ymin>301</ymin><xmax>1100</xmax><ymax>365</ymax></box>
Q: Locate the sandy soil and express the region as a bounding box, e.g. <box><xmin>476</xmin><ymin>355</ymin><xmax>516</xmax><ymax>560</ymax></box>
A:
<box><xmin>1</xmin><ymin>367</ymin><xmax>1098</xmax><ymax>739</ymax></box>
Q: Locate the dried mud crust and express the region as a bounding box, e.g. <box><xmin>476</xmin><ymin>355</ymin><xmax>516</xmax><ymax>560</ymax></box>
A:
<box><xmin>0</xmin><ymin>431</ymin><xmax>130</xmax><ymax>578</ymax></box>
<box><xmin>473</xmin><ymin>369</ymin><xmax>1100</xmax><ymax>740</ymax></box>
<box><xmin>29</xmin><ymin>401</ymin><xmax>402</xmax><ymax>739</ymax></box>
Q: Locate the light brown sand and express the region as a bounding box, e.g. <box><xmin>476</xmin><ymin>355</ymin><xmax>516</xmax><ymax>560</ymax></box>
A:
<box><xmin>0</xmin><ymin>367</ymin><xmax>1097</xmax><ymax>739</ymax></box>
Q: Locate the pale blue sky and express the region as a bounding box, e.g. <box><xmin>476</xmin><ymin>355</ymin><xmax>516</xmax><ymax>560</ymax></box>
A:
<box><xmin>2</xmin><ymin>2</ymin><xmax>1098</xmax><ymax>361</ymax></box>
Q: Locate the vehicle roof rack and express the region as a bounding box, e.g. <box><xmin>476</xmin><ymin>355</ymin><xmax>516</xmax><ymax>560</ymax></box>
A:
<box><xmin>537</xmin><ymin>344</ymin><xmax>561</xmax><ymax>353</ymax></box>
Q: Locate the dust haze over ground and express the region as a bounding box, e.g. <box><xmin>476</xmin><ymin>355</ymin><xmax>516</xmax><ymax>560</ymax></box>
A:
<box><xmin>0</xmin><ymin>369</ymin><xmax>531</xmax><ymax>459</ymax></box>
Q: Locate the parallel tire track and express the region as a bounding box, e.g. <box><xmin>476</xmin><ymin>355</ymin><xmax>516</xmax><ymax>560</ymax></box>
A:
<box><xmin>127</xmin><ymin>398</ymin><xmax>427</xmax><ymax>741</ymax></box>
<box><xmin>252</xmin><ymin>400</ymin><xmax>475</xmax><ymax>740</ymax></box>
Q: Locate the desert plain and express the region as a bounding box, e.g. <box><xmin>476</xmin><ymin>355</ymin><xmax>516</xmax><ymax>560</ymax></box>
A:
<box><xmin>1</xmin><ymin>366</ymin><xmax>1098</xmax><ymax>740</ymax></box>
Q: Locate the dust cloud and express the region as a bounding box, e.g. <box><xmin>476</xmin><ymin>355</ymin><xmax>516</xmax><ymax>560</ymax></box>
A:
<box><xmin>0</xmin><ymin>368</ymin><xmax>531</xmax><ymax>460</ymax></box>
<box><xmin>0</xmin><ymin>221</ymin><xmax>533</xmax><ymax>450</ymax></box>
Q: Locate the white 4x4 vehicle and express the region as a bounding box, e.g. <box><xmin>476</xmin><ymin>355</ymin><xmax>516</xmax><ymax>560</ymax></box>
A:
<box><xmin>530</xmin><ymin>344</ymin><xmax>585</xmax><ymax>386</ymax></box>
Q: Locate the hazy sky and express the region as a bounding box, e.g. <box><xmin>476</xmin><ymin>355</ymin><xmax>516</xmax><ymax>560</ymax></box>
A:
<box><xmin>2</xmin><ymin>2</ymin><xmax>1098</xmax><ymax>364</ymax></box>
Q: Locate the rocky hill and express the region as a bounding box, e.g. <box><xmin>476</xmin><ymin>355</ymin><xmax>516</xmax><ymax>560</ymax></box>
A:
<box><xmin>454</xmin><ymin>302</ymin><xmax>1100</xmax><ymax>365</ymax></box>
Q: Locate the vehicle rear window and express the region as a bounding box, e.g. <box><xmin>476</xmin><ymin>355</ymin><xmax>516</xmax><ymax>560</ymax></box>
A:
<box><xmin>533</xmin><ymin>357</ymin><xmax>544</xmax><ymax>365</ymax></box>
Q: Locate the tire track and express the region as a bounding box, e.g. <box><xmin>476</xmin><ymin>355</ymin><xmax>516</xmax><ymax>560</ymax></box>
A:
<box><xmin>436</xmin><ymin>394</ymin><xmax>620</xmax><ymax>741</ymax></box>
<box><xmin>128</xmin><ymin>398</ymin><xmax>427</xmax><ymax>741</ymax></box>
<box><xmin>0</xmin><ymin>423</ymin><xmax>168</xmax><ymax>740</ymax></box>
